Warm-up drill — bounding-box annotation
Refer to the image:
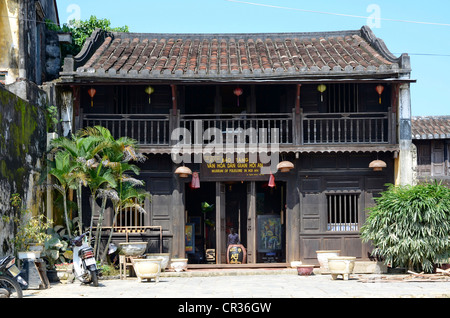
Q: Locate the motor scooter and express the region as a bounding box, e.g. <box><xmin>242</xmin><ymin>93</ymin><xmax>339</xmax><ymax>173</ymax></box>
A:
<box><xmin>72</xmin><ymin>232</ymin><xmax>99</xmax><ymax>287</ymax></box>
<box><xmin>0</xmin><ymin>255</ymin><xmax>28</xmax><ymax>298</ymax></box>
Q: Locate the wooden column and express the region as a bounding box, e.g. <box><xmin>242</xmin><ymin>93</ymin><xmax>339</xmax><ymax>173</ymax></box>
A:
<box><xmin>246</xmin><ymin>182</ymin><xmax>256</xmax><ymax>264</ymax></box>
<box><xmin>216</xmin><ymin>182</ymin><xmax>226</xmax><ymax>264</ymax></box>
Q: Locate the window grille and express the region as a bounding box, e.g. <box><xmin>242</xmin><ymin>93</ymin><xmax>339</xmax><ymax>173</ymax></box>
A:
<box><xmin>116</xmin><ymin>198</ymin><xmax>146</xmax><ymax>233</ymax></box>
<box><xmin>327</xmin><ymin>83</ymin><xmax>359</xmax><ymax>113</ymax></box>
<box><xmin>326</xmin><ymin>193</ymin><xmax>359</xmax><ymax>232</ymax></box>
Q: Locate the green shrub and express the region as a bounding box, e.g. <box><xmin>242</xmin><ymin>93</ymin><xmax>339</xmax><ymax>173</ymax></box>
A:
<box><xmin>360</xmin><ymin>182</ymin><xmax>450</xmax><ymax>273</ymax></box>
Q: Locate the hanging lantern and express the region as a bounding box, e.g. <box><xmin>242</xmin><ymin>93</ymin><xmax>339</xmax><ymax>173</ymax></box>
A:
<box><xmin>268</xmin><ymin>174</ymin><xmax>276</xmax><ymax>188</ymax></box>
<box><xmin>190</xmin><ymin>172</ymin><xmax>200</xmax><ymax>189</ymax></box>
<box><xmin>317</xmin><ymin>84</ymin><xmax>327</xmax><ymax>102</ymax></box>
<box><xmin>233</xmin><ymin>87</ymin><xmax>243</xmax><ymax>107</ymax></box>
<box><xmin>145</xmin><ymin>86</ymin><xmax>155</xmax><ymax>104</ymax></box>
<box><xmin>88</xmin><ymin>88</ymin><xmax>96</xmax><ymax>107</ymax></box>
<box><xmin>277</xmin><ymin>161</ymin><xmax>294</xmax><ymax>173</ymax></box>
<box><xmin>376</xmin><ymin>84</ymin><xmax>385</xmax><ymax>104</ymax></box>
<box><xmin>369</xmin><ymin>159</ymin><xmax>387</xmax><ymax>171</ymax></box>
<box><xmin>175</xmin><ymin>166</ymin><xmax>192</xmax><ymax>178</ymax></box>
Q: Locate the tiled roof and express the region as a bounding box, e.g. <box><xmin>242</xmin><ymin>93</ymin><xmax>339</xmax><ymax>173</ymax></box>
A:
<box><xmin>61</xmin><ymin>26</ymin><xmax>410</xmax><ymax>81</ymax></box>
<box><xmin>412</xmin><ymin>116</ymin><xmax>450</xmax><ymax>140</ymax></box>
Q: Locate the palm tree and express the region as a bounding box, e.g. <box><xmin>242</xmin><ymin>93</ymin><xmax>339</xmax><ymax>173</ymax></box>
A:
<box><xmin>78</xmin><ymin>126</ymin><xmax>149</xmax><ymax>262</ymax></box>
<box><xmin>50</xmin><ymin>134</ymin><xmax>105</xmax><ymax>235</ymax></box>
<box><xmin>47</xmin><ymin>151</ymin><xmax>76</xmax><ymax>238</ymax></box>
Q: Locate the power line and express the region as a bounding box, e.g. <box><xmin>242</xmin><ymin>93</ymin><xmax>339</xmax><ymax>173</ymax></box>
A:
<box><xmin>225</xmin><ymin>0</ymin><xmax>450</xmax><ymax>27</ymax></box>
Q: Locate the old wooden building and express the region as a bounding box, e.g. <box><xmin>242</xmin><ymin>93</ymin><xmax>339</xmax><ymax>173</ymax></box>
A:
<box><xmin>412</xmin><ymin>116</ymin><xmax>450</xmax><ymax>186</ymax></box>
<box><xmin>58</xmin><ymin>26</ymin><xmax>414</xmax><ymax>267</ymax></box>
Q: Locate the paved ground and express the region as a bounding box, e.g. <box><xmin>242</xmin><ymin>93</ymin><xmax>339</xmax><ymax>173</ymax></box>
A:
<box><xmin>23</xmin><ymin>269</ymin><xmax>450</xmax><ymax>299</ymax></box>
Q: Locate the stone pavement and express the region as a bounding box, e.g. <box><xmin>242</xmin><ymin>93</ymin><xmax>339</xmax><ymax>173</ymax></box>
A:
<box><xmin>22</xmin><ymin>268</ymin><xmax>450</xmax><ymax>299</ymax></box>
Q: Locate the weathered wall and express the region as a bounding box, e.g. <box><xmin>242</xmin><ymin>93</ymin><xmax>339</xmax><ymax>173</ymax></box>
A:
<box><xmin>0</xmin><ymin>0</ymin><xmax>61</xmax><ymax>85</ymax></box>
<box><xmin>0</xmin><ymin>84</ymin><xmax>47</xmax><ymax>255</ymax></box>
<box><xmin>0</xmin><ymin>0</ymin><xmax>20</xmax><ymax>84</ymax></box>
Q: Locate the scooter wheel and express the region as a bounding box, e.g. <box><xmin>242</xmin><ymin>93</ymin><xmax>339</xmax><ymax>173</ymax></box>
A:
<box><xmin>91</xmin><ymin>271</ymin><xmax>99</xmax><ymax>287</ymax></box>
<box><xmin>0</xmin><ymin>276</ymin><xmax>23</xmax><ymax>298</ymax></box>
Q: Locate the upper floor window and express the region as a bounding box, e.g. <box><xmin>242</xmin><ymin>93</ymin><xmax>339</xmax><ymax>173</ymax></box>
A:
<box><xmin>326</xmin><ymin>83</ymin><xmax>359</xmax><ymax>113</ymax></box>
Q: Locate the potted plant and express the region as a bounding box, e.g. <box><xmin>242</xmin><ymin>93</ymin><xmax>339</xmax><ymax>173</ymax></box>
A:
<box><xmin>43</xmin><ymin>227</ymin><xmax>72</xmax><ymax>282</ymax></box>
<box><xmin>9</xmin><ymin>194</ymin><xmax>52</xmax><ymax>259</ymax></box>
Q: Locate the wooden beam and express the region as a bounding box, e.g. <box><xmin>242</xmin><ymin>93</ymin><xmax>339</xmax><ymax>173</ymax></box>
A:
<box><xmin>171</xmin><ymin>84</ymin><xmax>178</xmax><ymax>113</ymax></box>
<box><xmin>295</xmin><ymin>84</ymin><xmax>301</xmax><ymax>114</ymax></box>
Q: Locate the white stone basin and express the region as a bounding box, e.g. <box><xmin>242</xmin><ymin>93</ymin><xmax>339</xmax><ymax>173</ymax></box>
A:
<box><xmin>132</xmin><ymin>258</ymin><xmax>162</xmax><ymax>283</ymax></box>
<box><xmin>119</xmin><ymin>242</ymin><xmax>147</xmax><ymax>256</ymax></box>
<box><xmin>328</xmin><ymin>256</ymin><xmax>356</xmax><ymax>280</ymax></box>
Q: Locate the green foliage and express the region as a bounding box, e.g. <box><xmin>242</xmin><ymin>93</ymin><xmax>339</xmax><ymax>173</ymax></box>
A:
<box><xmin>45</xmin><ymin>105</ymin><xmax>60</xmax><ymax>133</ymax></box>
<box><xmin>47</xmin><ymin>126</ymin><xmax>150</xmax><ymax>263</ymax></box>
<box><xmin>45</xmin><ymin>16</ymin><xmax>129</xmax><ymax>58</ymax></box>
<box><xmin>9</xmin><ymin>193</ymin><xmax>53</xmax><ymax>252</ymax></box>
<box><xmin>360</xmin><ymin>182</ymin><xmax>450</xmax><ymax>273</ymax></box>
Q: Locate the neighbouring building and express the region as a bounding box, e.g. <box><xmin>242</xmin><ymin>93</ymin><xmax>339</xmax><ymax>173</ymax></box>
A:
<box><xmin>0</xmin><ymin>0</ymin><xmax>62</xmax><ymax>255</ymax></box>
<box><xmin>57</xmin><ymin>25</ymin><xmax>415</xmax><ymax>267</ymax></box>
<box><xmin>412</xmin><ymin>116</ymin><xmax>450</xmax><ymax>186</ymax></box>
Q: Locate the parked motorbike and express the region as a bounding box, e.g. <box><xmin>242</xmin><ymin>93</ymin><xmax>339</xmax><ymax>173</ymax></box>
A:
<box><xmin>72</xmin><ymin>232</ymin><xmax>99</xmax><ymax>287</ymax></box>
<box><xmin>0</xmin><ymin>255</ymin><xmax>28</xmax><ymax>298</ymax></box>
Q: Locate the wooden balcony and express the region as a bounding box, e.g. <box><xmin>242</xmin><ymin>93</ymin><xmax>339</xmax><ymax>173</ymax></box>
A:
<box><xmin>82</xmin><ymin>113</ymin><xmax>171</xmax><ymax>145</ymax></box>
<box><xmin>80</xmin><ymin>109</ymin><xmax>396</xmax><ymax>150</ymax></box>
<box><xmin>302</xmin><ymin>111</ymin><xmax>393</xmax><ymax>144</ymax></box>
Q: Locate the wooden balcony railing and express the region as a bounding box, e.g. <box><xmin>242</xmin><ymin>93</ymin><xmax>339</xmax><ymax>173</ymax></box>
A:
<box><xmin>180</xmin><ymin>113</ymin><xmax>294</xmax><ymax>145</ymax></box>
<box><xmin>81</xmin><ymin>110</ymin><xmax>395</xmax><ymax>147</ymax></box>
<box><xmin>82</xmin><ymin>113</ymin><xmax>171</xmax><ymax>145</ymax></box>
<box><xmin>302</xmin><ymin>112</ymin><xmax>391</xmax><ymax>144</ymax></box>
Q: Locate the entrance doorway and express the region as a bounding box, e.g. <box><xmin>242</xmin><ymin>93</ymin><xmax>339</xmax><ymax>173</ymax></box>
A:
<box><xmin>184</xmin><ymin>180</ymin><xmax>286</xmax><ymax>265</ymax></box>
<box><xmin>255</xmin><ymin>181</ymin><xmax>286</xmax><ymax>263</ymax></box>
<box><xmin>224</xmin><ymin>181</ymin><xmax>247</xmax><ymax>251</ymax></box>
<box><xmin>184</xmin><ymin>182</ymin><xmax>216</xmax><ymax>264</ymax></box>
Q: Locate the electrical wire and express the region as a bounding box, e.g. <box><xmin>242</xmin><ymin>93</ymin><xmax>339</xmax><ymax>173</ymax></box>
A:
<box><xmin>224</xmin><ymin>0</ymin><xmax>450</xmax><ymax>27</ymax></box>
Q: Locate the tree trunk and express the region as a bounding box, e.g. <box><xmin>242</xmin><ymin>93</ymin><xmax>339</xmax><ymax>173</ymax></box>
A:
<box><xmin>100</xmin><ymin>206</ymin><xmax>119</xmax><ymax>264</ymax></box>
<box><xmin>94</xmin><ymin>196</ymin><xmax>107</xmax><ymax>260</ymax></box>
<box><xmin>77</xmin><ymin>182</ymin><xmax>83</xmax><ymax>235</ymax></box>
<box><xmin>63</xmin><ymin>192</ymin><xmax>72</xmax><ymax>239</ymax></box>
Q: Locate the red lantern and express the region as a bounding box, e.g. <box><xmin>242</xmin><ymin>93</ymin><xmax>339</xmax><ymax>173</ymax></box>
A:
<box><xmin>233</xmin><ymin>87</ymin><xmax>243</xmax><ymax>107</ymax></box>
<box><xmin>376</xmin><ymin>85</ymin><xmax>384</xmax><ymax>104</ymax></box>
<box><xmin>190</xmin><ymin>172</ymin><xmax>200</xmax><ymax>189</ymax></box>
<box><xmin>268</xmin><ymin>174</ymin><xmax>275</xmax><ymax>188</ymax></box>
<box><xmin>88</xmin><ymin>88</ymin><xmax>96</xmax><ymax>107</ymax></box>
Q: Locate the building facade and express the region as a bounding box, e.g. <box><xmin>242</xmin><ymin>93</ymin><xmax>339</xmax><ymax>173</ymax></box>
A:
<box><xmin>58</xmin><ymin>26</ymin><xmax>414</xmax><ymax>266</ymax></box>
<box><xmin>412</xmin><ymin>116</ymin><xmax>450</xmax><ymax>186</ymax></box>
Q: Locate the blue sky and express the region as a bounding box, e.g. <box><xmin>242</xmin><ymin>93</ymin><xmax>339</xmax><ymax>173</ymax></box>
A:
<box><xmin>56</xmin><ymin>0</ymin><xmax>450</xmax><ymax>116</ymax></box>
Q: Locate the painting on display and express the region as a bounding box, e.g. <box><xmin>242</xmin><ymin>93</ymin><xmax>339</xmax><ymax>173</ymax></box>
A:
<box><xmin>257</xmin><ymin>215</ymin><xmax>282</xmax><ymax>253</ymax></box>
<box><xmin>185</xmin><ymin>223</ymin><xmax>195</xmax><ymax>253</ymax></box>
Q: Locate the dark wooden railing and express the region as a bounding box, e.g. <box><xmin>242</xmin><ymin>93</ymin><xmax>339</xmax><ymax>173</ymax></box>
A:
<box><xmin>302</xmin><ymin>112</ymin><xmax>390</xmax><ymax>144</ymax></box>
<box><xmin>180</xmin><ymin>113</ymin><xmax>294</xmax><ymax>145</ymax></box>
<box><xmin>82</xmin><ymin>113</ymin><xmax>171</xmax><ymax>145</ymax></box>
<box><xmin>81</xmin><ymin>110</ymin><xmax>394</xmax><ymax>147</ymax></box>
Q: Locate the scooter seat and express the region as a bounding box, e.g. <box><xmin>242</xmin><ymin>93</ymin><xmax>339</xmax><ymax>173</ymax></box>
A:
<box><xmin>0</xmin><ymin>256</ymin><xmax>9</xmax><ymax>267</ymax></box>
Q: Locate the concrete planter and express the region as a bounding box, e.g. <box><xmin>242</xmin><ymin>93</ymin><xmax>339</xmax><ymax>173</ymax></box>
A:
<box><xmin>146</xmin><ymin>253</ymin><xmax>170</xmax><ymax>271</ymax></box>
<box><xmin>170</xmin><ymin>258</ymin><xmax>188</xmax><ymax>272</ymax></box>
<box><xmin>119</xmin><ymin>242</ymin><xmax>147</xmax><ymax>257</ymax></box>
<box><xmin>328</xmin><ymin>257</ymin><xmax>356</xmax><ymax>280</ymax></box>
<box><xmin>132</xmin><ymin>258</ymin><xmax>162</xmax><ymax>283</ymax></box>
<box><xmin>18</xmin><ymin>251</ymin><xmax>41</xmax><ymax>260</ymax></box>
<box><xmin>316</xmin><ymin>250</ymin><xmax>341</xmax><ymax>274</ymax></box>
